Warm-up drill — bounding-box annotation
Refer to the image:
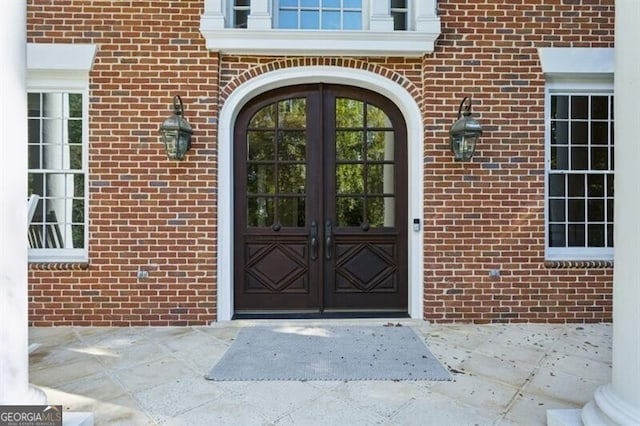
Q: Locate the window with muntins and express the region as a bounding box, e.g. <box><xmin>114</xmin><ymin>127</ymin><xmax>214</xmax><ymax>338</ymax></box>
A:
<box><xmin>205</xmin><ymin>1</ymin><xmax>440</xmax><ymax>56</ymax></box>
<box><xmin>546</xmin><ymin>92</ymin><xmax>614</xmax><ymax>260</ymax></box>
<box><xmin>27</xmin><ymin>91</ymin><xmax>88</xmax><ymax>261</ymax></box>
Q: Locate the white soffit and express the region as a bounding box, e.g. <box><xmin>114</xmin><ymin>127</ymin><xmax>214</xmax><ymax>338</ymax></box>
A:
<box><xmin>539</xmin><ymin>47</ymin><xmax>614</xmax><ymax>80</ymax></box>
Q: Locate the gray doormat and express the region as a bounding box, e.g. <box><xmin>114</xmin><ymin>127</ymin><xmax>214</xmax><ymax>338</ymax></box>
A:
<box><xmin>205</xmin><ymin>325</ymin><xmax>451</xmax><ymax>381</ymax></box>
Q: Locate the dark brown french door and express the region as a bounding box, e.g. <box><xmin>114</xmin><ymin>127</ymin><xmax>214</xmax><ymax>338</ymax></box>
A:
<box><xmin>233</xmin><ymin>84</ymin><xmax>407</xmax><ymax>314</ymax></box>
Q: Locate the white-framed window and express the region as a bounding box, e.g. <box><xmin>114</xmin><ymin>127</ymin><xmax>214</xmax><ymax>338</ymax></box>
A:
<box><xmin>545</xmin><ymin>85</ymin><xmax>614</xmax><ymax>261</ymax></box>
<box><xmin>27</xmin><ymin>43</ymin><xmax>96</xmax><ymax>263</ymax></box>
<box><xmin>27</xmin><ymin>91</ymin><xmax>88</xmax><ymax>260</ymax></box>
<box><xmin>201</xmin><ymin>0</ymin><xmax>439</xmax><ymax>56</ymax></box>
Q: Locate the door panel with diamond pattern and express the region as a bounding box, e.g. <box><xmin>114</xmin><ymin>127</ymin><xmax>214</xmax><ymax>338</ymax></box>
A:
<box><xmin>234</xmin><ymin>84</ymin><xmax>407</xmax><ymax>314</ymax></box>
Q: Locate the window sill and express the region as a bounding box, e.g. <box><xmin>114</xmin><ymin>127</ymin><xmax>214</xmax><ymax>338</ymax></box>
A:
<box><xmin>198</xmin><ymin>28</ymin><xmax>440</xmax><ymax>57</ymax></box>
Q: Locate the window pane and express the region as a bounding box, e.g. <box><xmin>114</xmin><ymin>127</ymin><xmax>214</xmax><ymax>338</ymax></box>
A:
<box><xmin>548</xmin><ymin>174</ymin><xmax>565</xmax><ymax>196</ymax></box>
<box><xmin>42</xmin><ymin>93</ymin><xmax>63</xmax><ymax>117</ymax></box>
<box><xmin>571</xmin><ymin>96</ymin><xmax>589</xmax><ymax>119</ymax></box>
<box><xmin>549</xmin><ymin>224</ymin><xmax>566</xmax><ymax>247</ymax></box>
<box><xmin>391</xmin><ymin>0</ymin><xmax>407</xmax><ymax>8</ymax></box>
<box><xmin>587</xmin><ymin>174</ymin><xmax>604</xmax><ymax>197</ymax></box>
<box><xmin>235</xmin><ymin>10</ymin><xmax>249</xmax><ymax>28</ymax></box>
<box><xmin>325</xmin><ymin>0</ymin><xmax>340</xmax><ymax>7</ymax></box>
<box><xmin>337</xmin><ymin>197</ymin><xmax>363</xmax><ymax>226</ymax></box>
<box><xmin>571</xmin><ymin>122</ymin><xmax>588</xmax><ymax>145</ymax></box>
<box><xmin>28</xmin><ymin>93</ymin><xmax>41</xmax><ymax>116</ymax></box>
<box><xmin>591</xmin><ymin>122</ymin><xmax>609</xmax><ymax>145</ymax></box>
<box><xmin>301</xmin><ymin>10</ymin><xmax>319</xmax><ymax>29</ymax></box>
<box><xmin>68</xmin><ymin>94</ymin><xmax>83</xmax><ymax>118</ymax></box>
<box><xmin>344</xmin><ymin>0</ymin><xmax>361</xmax><ymax>7</ymax></box>
<box><xmin>550</xmin><ymin>146</ymin><xmax>568</xmax><ymax>170</ymax></box>
<box><xmin>322</xmin><ymin>11</ymin><xmax>340</xmax><ymax>29</ymax></box>
<box><xmin>571</xmin><ymin>147</ymin><xmax>588</xmax><ymax>170</ymax></box>
<box><xmin>551</xmin><ymin>96</ymin><xmax>569</xmax><ymax>119</ymax></box>
<box><xmin>568</xmin><ymin>224</ymin><xmax>585</xmax><ymax>246</ymax></box>
<box><xmin>68</xmin><ymin>120</ymin><xmax>82</xmax><ymax>145</ymax></box>
<box><xmin>278</xmin><ymin>10</ymin><xmax>298</xmax><ymax>28</ymax></box>
<box><xmin>607</xmin><ymin>224</ymin><xmax>614</xmax><ymax>247</ymax></box>
<box><xmin>551</xmin><ymin>121</ymin><xmax>568</xmax><ymax>145</ymax></box>
<box><xmin>392</xmin><ymin>11</ymin><xmax>407</xmax><ymax>30</ymax></box>
<box><xmin>568</xmin><ymin>199</ymin><xmax>585</xmax><ymax>222</ymax></box>
<box><xmin>588</xmin><ymin>199</ymin><xmax>604</xmax><ymax>221</ymax></box>
<box><xmin>301</xmin><ymin>0</ymin><xmax>319</xmax><ymax>6</ymax></box>
<box><xmin>71</xmin><ymin>224</ymin><xmax>84</xmax><ymax>249</ymax></box>
<box><xmin>588</xmin><ymin>224</ymin><xmax>605</xmax><ymax>247</ymax></box>
<box><xmin>591</xmin><ymin>147</ymin><xmax>608</xmax><ymax>170</ymax></box>
<box><xmin>549</xmin><ymin>199</ymin><xmax>565</xmax><ymax>221</ymax></box>
<box><xmin>343</xmin><ymin>11</ymin><xmax>361</xmax><ymax>29</ymax></box>
<box><xmin>68</xmin><ymin>145</ymin><xmax>83</xmax><ymax>170</ymax></box>
<box><xmin>607</xmin><ymin>199</ymin><xmax>614</xmax><ymax>221</ymax></box>
<box><xmin>567</xmin><ymin>174</ymin><xmax>584</xmax><ymax>196</ymax></box>
<box><xmin>607</xmin><ymin>174</ymin><xmax>614</xmax><ymax>196</ymax></box>
<box><xmin>591</xmin><ymin>96</ymin><xmax>609</xmax><ymax>119</ymax></box>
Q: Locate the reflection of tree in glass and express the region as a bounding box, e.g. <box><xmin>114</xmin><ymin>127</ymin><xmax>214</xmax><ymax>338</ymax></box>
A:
<box><xmin>69</xmin><ymin>93</ymin><xmax>84</xmax><ymax>248</ymax></box>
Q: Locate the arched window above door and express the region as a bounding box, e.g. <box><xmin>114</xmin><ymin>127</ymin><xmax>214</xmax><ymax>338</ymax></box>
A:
<box><xmin>199</xmin><ymin>0</ymin><xmax>441</xmax><ymax>56</ymax></box>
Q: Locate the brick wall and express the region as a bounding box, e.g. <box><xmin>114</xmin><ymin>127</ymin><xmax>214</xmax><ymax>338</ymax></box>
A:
<box><xmin>27</xmin><ymin>0</ymin><xmax>614</xmax><ymax>325</ymax></box>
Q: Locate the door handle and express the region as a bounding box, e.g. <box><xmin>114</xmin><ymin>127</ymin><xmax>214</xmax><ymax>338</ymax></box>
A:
<box><xmin>310</xmin><ymin>220</ymin><xmax>319</xmax><ymax>260</ymax></box>
<box><xmin>325</xmin><ymin>219</ymin><xmax>332</xmax><ymax>260</ymax></box>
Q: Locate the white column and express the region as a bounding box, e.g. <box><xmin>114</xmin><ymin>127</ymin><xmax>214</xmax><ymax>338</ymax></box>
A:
<box><xmin>369</xmin><ymin>1</ymin><xmax>393</xmax><ymax>31</ymax></box>
<box><xmin>0</xmin><ymin>0</ymin><xmax>45</xmax><ymax>405</ymax></box>
<box><xmin>581</xmin><ymin>1</ymin><xmax>640</xmax><ymax>424</ymax></box>
<box><xmin>248</xmin><ymin>0</ymin><xmax>271</xmax><ymax>30</ymax></box>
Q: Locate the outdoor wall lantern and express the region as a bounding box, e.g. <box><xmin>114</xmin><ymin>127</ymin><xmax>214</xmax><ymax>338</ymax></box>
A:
<box><xmin>160</xmin><ymin>95</ymin><xmax>193</xmax><ymax>160</ymax></box>
<box><xmin>449</xmin><ymin>97</ymin><xmax>483</xmax><ymax>162</ymax></box>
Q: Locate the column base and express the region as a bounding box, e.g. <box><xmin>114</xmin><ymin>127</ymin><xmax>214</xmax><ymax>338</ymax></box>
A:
<box><xmin>0</xmin><ymin>384</ymin><xmax>47</xmax><ymax>405</ymax></box>
<box><xmin>581</xmin><ymin>384</ymin><xmax>640</xmax><ymax>426</ymax></box>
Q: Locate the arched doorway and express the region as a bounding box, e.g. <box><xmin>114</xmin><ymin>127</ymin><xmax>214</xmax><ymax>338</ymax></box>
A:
<box><xmin>216</xmin><ymin>66</ymin><xmax>424</xmax><ymax>321</ymax></box>
<box><xmin>233</xmin><ymin>84</ymin><xmax>407</xmax><ymax>315</ymax></box>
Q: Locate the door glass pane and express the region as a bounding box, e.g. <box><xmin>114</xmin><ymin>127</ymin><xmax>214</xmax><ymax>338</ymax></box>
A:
<box><xmin>278</xmin><ymin>98</ymin><xmax>306</xmax><ymax>128</ymax></box>
<box><xmin>366</xmin><ymin>131</ymin><xmax>394</xmax><ymax>161</ymax></box>
<box><xmin>336</xmin><ymin>196</ymin><xmax>363</xmax><ymax>226</ymax></box>
<box><xmin>278</xmin><ymin>164</ymin><xmax>306</xmax><ymax>193</ymax></box>
<box><xmin>336</xmin><ymin>98</ymin><xmax>363</xmax><ymax>127</ymax></box>
<box><xmin>278</xmin><ymin>131</ymin><xmax>306</xmax><ymax>160</ymax></box>
<box><xmin>248</xmin><ymin>197</ymin><xmax>274</xmax><ymax>227</ymax></box>
<box><xmin>336</xmin><ymin>164</ymin><xmax>364</xmax><ymax>194</ymax></box>
<box><xmin>248</xmin><ymin>131</ymin><xmax>275</xmax><ymax>160</ymax></box>
<box><xmin>368</xmin><ymin>197</ymin><xmax>394</xmax><ymax>227</ymax></box>
<box><xmin>366</xmin><ymin>104</ymin><xmax>391</xmax><ymax>128</ymax></box>
<box><xmin>250</xmin><ymin>104</ymin><xmax>276</xmax><ymax>128</ymax></box>
<box><xmin>247</xmin><ymin>164</ymin><xmax>275</xmax><ymax>194</ymax></box>
<box><xmin>367</xmin><ymin>164</ymin><xmax>394</xmax><ymax>195</ymax></box>
<box><xmin>278</xmin><ymin>197</ymin><xmax>306</xmax><ymax>227</ymax></box>
<box><xmin>336</xmin><ymin>131</ymin><xmax>363</xmax><ymax>160</ymax></box>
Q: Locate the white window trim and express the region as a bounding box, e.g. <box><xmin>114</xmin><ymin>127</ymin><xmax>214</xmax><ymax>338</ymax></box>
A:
<box><xmin>27</xmin><ymin>43</ymin><xmax>96</xmax><ymax>263</ymax></box>
<box><xmin>541</xmin><ymin>48</ymin><xmax>614</xmax><ymax>261</ymax></box>
<box><xmin>200</xmin><ymin>0</ymin><xmax>440</xmax><ymax>56</ymax></box>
